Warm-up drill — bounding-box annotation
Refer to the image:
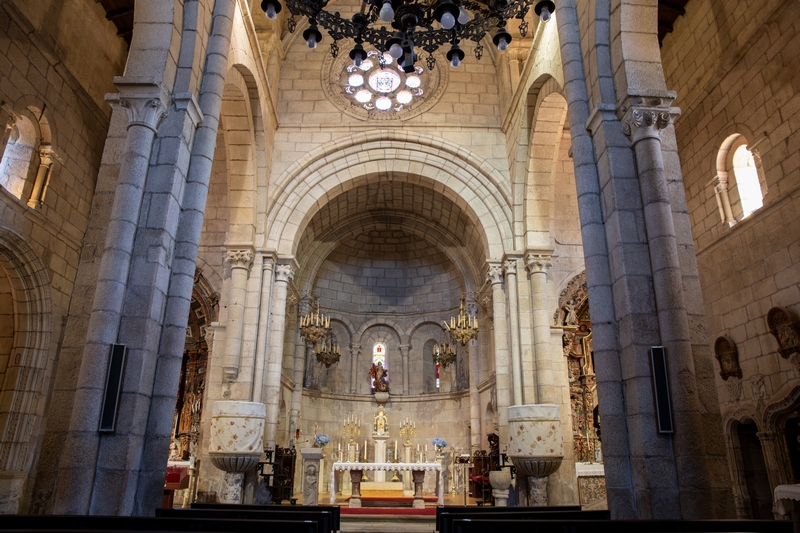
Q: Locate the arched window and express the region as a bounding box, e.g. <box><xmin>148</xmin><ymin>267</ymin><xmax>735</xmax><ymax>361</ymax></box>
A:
<box><xmin>370</xmin><ymin>342</ymin><xmax>387</xmax><ymax>388</ymax></box>
<box><xmin>714</xmin><ymin>134</ymin><xmax>767</xmax><ymax>225</ymax></box>
<box><xmin>0</xmin><ymin>107</ymin><xmax>55</xmax><ymax>208</ymax></box>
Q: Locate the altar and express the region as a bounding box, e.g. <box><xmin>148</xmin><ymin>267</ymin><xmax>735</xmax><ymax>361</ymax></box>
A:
<box><xmin>331</xmin><ymin>461</ymin><xmax>443</xmax><ymax>508</ymax></box>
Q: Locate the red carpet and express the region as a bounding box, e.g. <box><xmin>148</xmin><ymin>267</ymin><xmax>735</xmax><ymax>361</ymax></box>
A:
<box><xmin>355</xmin><ymin>496</ymin><xmax>439</xmax><ymax>503</ymax></box>
<box><xmin>341</xmin><ymin>507</ymin><xmax>436</xmax><ymax>516</ymax></box>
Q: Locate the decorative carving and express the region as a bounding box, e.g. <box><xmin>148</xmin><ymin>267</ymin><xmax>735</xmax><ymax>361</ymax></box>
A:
<box><xmin>486</xmin><ymin>264</ymin><xmax>504</xmax><ymax>285</ymax></box>
<box><xmin>503</xmin><ymin>259</ymin><xmax>517</xmax><ymax>275</ymax></box>
<box><xmin>275</xmin><ymin>264</ymin><xmax>296</xmax><ymax>283</ymax></box>
<box><xmin>727</xmin><ymin>376</ymin><xmax>742</xmax><ymax>402</ymax></box>
<box><xmin>525</xmin><ymin>253</ymin><xmax>552</xmax><ymax>275</ymax></box>
<box><xmin>714</xmin><ymin>336</ymin><xmax>742</xmax><ymax>380</ymax></box>
<box><xmin>767</xmin><ymin>307</ymin><xmax>800</xmax><ymax>359</ymax></box>
<box><xmin>751</xmin><ymin>374</ymin><xmax>766</xmax><ymax>410</ymax></box>
<box><xmin>112</xmin><ymin>79</ymin><xmax>171</xmax><ymax>132</ymax></box>
<box><xmin>621</xmin><ymin>106</ymin><xmax>673</xmax><ymax>142</ymax></box>
<box><xmin>225</xmin><ymin>250</ymin><xmax>254</xmax><ymax>270</ymax></box>
<box><xmin>555</xmin><ymin>271</ymin><xmax>588</xmax><ymax>326</ymax></box>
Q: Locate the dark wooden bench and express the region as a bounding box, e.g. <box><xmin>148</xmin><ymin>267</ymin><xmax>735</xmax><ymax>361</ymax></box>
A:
<box><xmin>157</xmin><ymin>506</ymin><xmax>335</xmax><ymax>533</ymax></box>
<box><xmin>190</xmin><ymin>502</ymin><xmax>340</xmax><ymax>532</ymax></box>
<box><xmin>451</xmin><ymin>518</ymin><xmax>792</xmax><ymax>533</ymax></box>
<box><xmin>0</xmin><ymin>515</ymin><xmax>319</xmax><ymax>533</ymax></box>
<box><xmin>436</xmin><ymin>505</ymin><xmax>582</xmax><ymax>533</ymax></box>
<box><xmin>439</xmin><ymin>508</ymin><xmax>606</xmax><ymax>533</ymax></box>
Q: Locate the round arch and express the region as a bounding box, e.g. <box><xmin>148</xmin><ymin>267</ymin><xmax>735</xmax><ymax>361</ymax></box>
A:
<box><xmin>265</xmin><ymin>132</ymin><xmax>514</xmax><ymax>259</ymax></box>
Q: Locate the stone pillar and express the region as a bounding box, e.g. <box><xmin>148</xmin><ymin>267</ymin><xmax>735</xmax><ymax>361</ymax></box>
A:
<box><xmin>223</xmin><ymin>249</ymin><xmax>254</xmax><ymax>382</ymax></box>
<box><xmin>468</xmin><ymin>301</ymin><xmax>482</xmax><ymax>451</ymax></box>
<box><xmin>525</xmin><ymin>253</ymin><xmax>553</xmax><ymax>404</ymax></box>
<box><xmin>265</xmin><ymin>264</ymin><xmax>295</xmax><ymax>451</ymax></box>
<box><xmin>489</xmin><ymin>470</ymin><xmax>512</xmax><ymax>506</ymax></box>
<box><xmin>504</xmin><ymin>257</ymin><xmax>524</xmax><ymax>406</ymax></box>
<box><xmin>252</xmin><ymin>257</ymin><xmax>275</xmax><ymax>403</ymax></box>
<box><xmin>508</xmin><ymin>49</ymin><xmax>524</xmax><ymax>94</ymax></box>
<box><xmin>487</xmin><ymin>263</ymin><xmax>510</xmax><ymax>443</ymax></box>
<box><xmin>301</xmin><ymin>448</ymin><xmax>324</xmax><ymax>506</ymax></box>
<box><xmin>403</xmin><ymin>443</ymin><xmax>413</xmax><ymax>492</ymax></box>
<box><xmin>54</xmin><ymin>79</ymin><xmax>169</xmax><ymax>514</ymax></box>
<box><xmin>289</xmin><ymin>300</ymin><xmax>309</xmax><ymax>448</ymax></box>
<box><xmin>400</xmin><ymin>344</ymin><xmax>410</xmax><ymax>394</ymax></box>
<box><xmin>373</xmin><ymin>435</ymin><xmax>389</xmax><ymax>482</ymax></box>
<box><xmin>412</xmin><ymin>470</ymin><xmax>426</xmax><ymax>508</ymax></box>
<box><xmin>622</xmin><ymin>103</ymin><xmax>712</xmax><ymax>514</ymax></box>
<box><xmin>349</xmin><ymin>344</ymin><xmax>360</xmax><ymax>394</ymax></box>
<box><xmin>713</xmin><ymin>171</ymin><xmax>737</xmax><ymax>227</ymax></box>
<box><xmin>27</xmin><ymin>146</ymin><xmax>56</xmax><ymax>208</ymax></box>
<box><xmin>349</xmin><ymin>470</ymin><xmax>363</xmax><ymax>508</ymax></box>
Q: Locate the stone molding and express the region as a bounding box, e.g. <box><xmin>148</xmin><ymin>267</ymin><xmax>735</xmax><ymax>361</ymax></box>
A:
<box><xmin>111</xmin><ymin>76</ymin><xmax>171</xmax><ymax>133</ymax></box>
<box><xmin>172</xmin><ymin>91</ymin><xmax>204</xmax><ymax>128</ymax></box>
<box><xmin>224</xmin><ymin>249</ymin><xmax>254</xmax><ymax>270</ymax></box>
<box><xmin>503</xmin><ymin>259</ymin><xmax>517</xmax><ymax>275</ymax></box>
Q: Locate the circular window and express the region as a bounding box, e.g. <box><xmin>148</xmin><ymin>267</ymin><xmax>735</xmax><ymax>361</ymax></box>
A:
<box><xmin>324</xmin><ymin>42</ymin><xmax>447</xmax><ymax>121</ymax></box>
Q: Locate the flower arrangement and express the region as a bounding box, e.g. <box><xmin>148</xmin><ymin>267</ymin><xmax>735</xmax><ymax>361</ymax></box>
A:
<box><xmin>432</xmin><ymin>437</ymin><xmax>447</xmax><ymax>449</ymax></box>
<box><xmin>315</xmin><ymin>434</ymin><xmax>330</xmax><ymax>447</ymax></box>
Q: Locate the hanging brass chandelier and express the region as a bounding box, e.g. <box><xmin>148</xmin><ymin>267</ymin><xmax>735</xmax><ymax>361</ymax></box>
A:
<box><xmin>299</xmin><ymin>298</ymin><xmax>331</xmax><ymax>345</ymax></box>
<box><xmin>315</xmin><ymin>332</ymin><xmax>342</xmax><ymax>367</ymax></box>
<box><xmin>260</xmin><ymin>0</ymin><xmax>556</xmax><ymax>71</ymax></box>
<box><xmin>443</xmin><ymin>295</ymin><xmax>478</xmax><ymax>345</ymax></box>
<box><xmin>433</xmin><ymin>339</ymin><xmax>457</xmax><ymax>368</ymax></box>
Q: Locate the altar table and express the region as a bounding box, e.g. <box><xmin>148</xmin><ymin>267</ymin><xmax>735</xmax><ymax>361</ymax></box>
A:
<box><xmin>331</xmin><ymin>461</ymin><xmax>443</xmax><ymax>507</ymax></box>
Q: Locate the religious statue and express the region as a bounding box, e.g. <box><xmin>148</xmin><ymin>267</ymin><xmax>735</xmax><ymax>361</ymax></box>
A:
<box><xmin>370</xmin><ymin>361</ymin><xmax>389</xmax><ymax>393</ymax></box>
<box><xmin>374</xmin><ymin>407</ymin><xmax>388</xmax><ymax>435</ymax></box>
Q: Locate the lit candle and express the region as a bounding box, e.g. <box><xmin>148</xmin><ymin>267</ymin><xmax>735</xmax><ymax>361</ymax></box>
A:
<box><xmin>417</xmin><ymin>443</ymin><xmax>420</xmax><ymax>452</ymax></box>
<box><xmin>394</xmin><ymin>441</ymin><xmax>398</xmax><ymax>461</ymax></box>
<box><xmin>364</xmin><ymin>441</ymin><xmax>368</xmax><ymax>461</ymax></box>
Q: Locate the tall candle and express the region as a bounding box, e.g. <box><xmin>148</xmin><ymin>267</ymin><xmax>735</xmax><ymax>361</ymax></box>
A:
<box><xmin>394</xmin><ymin>441</ymin><xmax>398</xmax><ymax>460</ymax></box>
<box><xmin>364</xmin><ymin>441</ymin><xmax>368</xmax><ymax>460</ymax></box>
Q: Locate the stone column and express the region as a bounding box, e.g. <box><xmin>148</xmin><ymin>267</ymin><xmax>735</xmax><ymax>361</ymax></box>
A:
<box><xmin>400</xmin><ymin>344</ymin><xmax>410</xmax><ymax>394</ymax></box>
<box><xmin>54</xmin><ymin>80</ymin><xmax>169</xmax><ymax>514</ymax></box>
<box><xmin>525</xmin><ymin>253</ymin><xmax>553</xmax><ymax>404</ymax></box>
<box><xmin>252</xmin><ymin>257</ymin><xmax>275</xmax><ymax>403</ymax></box>
<box><xmin>301</xmin><ymin>448</ymin><xmax>324</xmax><ymax>506</ymax></box>
<box><xmin>487</xmin><ymin>263</ymin><xmax>510</xmax><ymax>444</ymax></box>
<box><xmin>468</xmin><ymin>300</ymin><xmax>482</xmax><ymax>451</ymax></box>
<box><xmin>504</xmin><ymin>257</ymin><xmax>524</xmax><ymax>406</ymax></box>
<box><xmin>223</xmin><ymin>249</ymin><xmax>254</xmax><ymax>382</ymax></box>
<box><xmin>373</xmin><ymin>435</ymin><xmax>389</xmax><ymax>482</ymax></box>
<box><xmin>265</xmin><ymin>264</ymin><xmax>295</xmax><ymax>451</ymax></box>
<box><xmin>713</xmin><ymin>171</ymin><xmax>737</xmax><ymax>226</ymax></box>
<box><xmin>27</xmin><ymin>146</ymin><xmax>56</xmax><ymax>208</ymax></box>
<box><xmin>508</xmin><ymin>49</ymin><xmax>524</xmax><ymax>94</ymax></box>
<box><xmin>623</xmin><ymin>103</ymin><xmax>712</xmax><ymax>513</ymax></box>
<box><xmin>349</xmin><ymin>344</ymin><xmax>360</xmax><ymax>394</ymax></box>
<box><xmin>403</xmin><ymin>443</ymin><xmax>413</xmax><ymax>492</ymax></box>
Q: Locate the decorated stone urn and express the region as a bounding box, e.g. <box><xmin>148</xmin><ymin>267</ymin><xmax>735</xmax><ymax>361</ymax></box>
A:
<box><xmin>507</xmin><ymin>404</ymin><xmax>563</xmax><ymax>506</ymax></box>
<box><xmin>208</xmin><ymin>401</ymin><xmax>266</xmax><ymax>503</ymax></box>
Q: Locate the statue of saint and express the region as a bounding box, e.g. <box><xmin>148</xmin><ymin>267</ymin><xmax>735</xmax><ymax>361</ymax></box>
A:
<box><xmin>370</xmin><ymin>361</ymin><xmax>389</xmax><ymax>393</ymax></box>
<box><xmin>374</xmin><ymin>407</ymin><xmax>388</xmax><ymax>435</ymax></box>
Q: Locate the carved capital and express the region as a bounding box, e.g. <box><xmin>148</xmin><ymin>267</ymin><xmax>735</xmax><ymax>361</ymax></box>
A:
<box><xmin>262</xmin><ymin>257</ymin><xmax>275</xmax><ymax>271</ymax></box>
<box><xmin>486</xmin><ymin>264</ymin><xmax>504</xmax><ymax>285</ymax></box>
<box><xmin>503</xmin><ymin>259</ymin><xmax>517</xmax><ymax>276</ymax></box>
<box><xmin>111</xmin><ymin>77</ymin><xmax>171</xmax><ymax>133</ymax></box>
<box><xmin>399</xmin><ymin>344</ymin><xmax>411</xmax><ymax>357</ymax></box>
<box><xmin>525</xmin><ymin>253</ymin><xmax>552</xmax><ymax>274</ymax></box>
<box><xmin>225</xmin><ymin>249</ymin><xmax>254</xmax><ymax>270</ymax></box>
<box><xmin>621</xmin><ymin>107</ymin><xmax>672</xmax><ymax>140</ymax></box>
<box><xmin>37</xmin><ymin>146</ymin><xmax>56</xmax><ymax>167</ymax></box>
<box><xmin>275</xmin><ymin>264</ymin><xmax>295</xmax><ymax>283</ymax></box>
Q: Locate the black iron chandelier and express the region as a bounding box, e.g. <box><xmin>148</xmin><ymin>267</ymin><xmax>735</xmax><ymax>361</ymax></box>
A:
<box><xmin>261</xmin><ymin>0</ymin><xmax>555</xmax><ymax>70</ymax></box>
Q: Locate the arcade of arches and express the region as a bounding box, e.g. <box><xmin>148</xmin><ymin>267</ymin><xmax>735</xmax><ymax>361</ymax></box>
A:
<box><xmin>0</xmin><ymin>0</ymin><xmax>799</xmax><ymax>522</ymax></box>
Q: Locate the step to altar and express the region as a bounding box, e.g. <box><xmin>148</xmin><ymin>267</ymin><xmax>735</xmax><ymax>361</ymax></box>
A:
<box><xmin>360</xmin><ymin>481</ymin><xmax>403</xmax><ymax>494</ymax></box>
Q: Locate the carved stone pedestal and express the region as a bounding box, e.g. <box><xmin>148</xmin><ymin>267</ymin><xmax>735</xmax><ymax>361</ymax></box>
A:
<box><xmin>301</xmin><ymin>447</ymin><xmax>324</xmax><ymax>506</ymax></box>
<box><xmin>507</xmin><ymin>404</ymin><xmax>563</xmax><ymax>507</ymax></box>
<box><xmin>489</xmin><ymin>470</ymin><xmax>512</xmax><ymax>507</ymax></box>
<box><xmin>349</xmin><ymin>470</ymin><xmax>362</xmax><ymax>508</ymax></box>
<box><xmin>412</xmin><ymin>470</ymin><xmax>426</xmax><ymax>508</ymax></box>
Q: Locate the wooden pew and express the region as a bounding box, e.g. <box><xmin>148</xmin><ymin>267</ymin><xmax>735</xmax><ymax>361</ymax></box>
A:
<box><xmin>436</xmin><ymin>505</ymin><xmax>582</xmax><ymax>533</ymax></box>
<box><xmin>190</xmin><ymin>502</ymin><xmax>340</xmax><ymax>532</ymax></box>
<box><xmin>0</xmin><ymin>515</ymin><xmax>319</xmax><ymax>533</ymax></box>
<box><xmin>157</xmin><ymin>506</ymin><xmax>334</xmax><ymax>533</ymax></box>
<box><xmin>439</xmin><ymin>508</ymin><xmax>607</xmax><ymax>533</ymax></box>
<box><xmin>451</xmin><ymin>518</ymin><xmax>792</xmax><ymax>533</ymax></box>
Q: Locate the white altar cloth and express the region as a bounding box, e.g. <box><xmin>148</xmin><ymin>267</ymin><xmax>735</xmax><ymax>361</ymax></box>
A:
<box><xmin>774</xmin><ymin>483</ymin><xmax>800</xmax><ymax>515</ymax></box>
<box><xmin>330</xmin><ymin>462</ymin><xmax>443</xmax><ymax>504</ymax></box>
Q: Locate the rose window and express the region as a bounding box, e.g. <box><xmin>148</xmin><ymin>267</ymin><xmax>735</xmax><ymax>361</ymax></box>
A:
<box><xmin>344</xmin><ymin>50</ymin><xmax>425</xmax><ymax>112</ymax></box>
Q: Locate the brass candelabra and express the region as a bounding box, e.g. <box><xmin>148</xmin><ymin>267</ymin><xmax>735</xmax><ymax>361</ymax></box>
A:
<box><xmin>343</xmin><ymin>415</ymin><xmax>361</xmax><ymax>443</ymax></box>
<box><xmin>399</xmin><ymin>417</ymin><xmax>416</xmax><ymax>444</ymax></box>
